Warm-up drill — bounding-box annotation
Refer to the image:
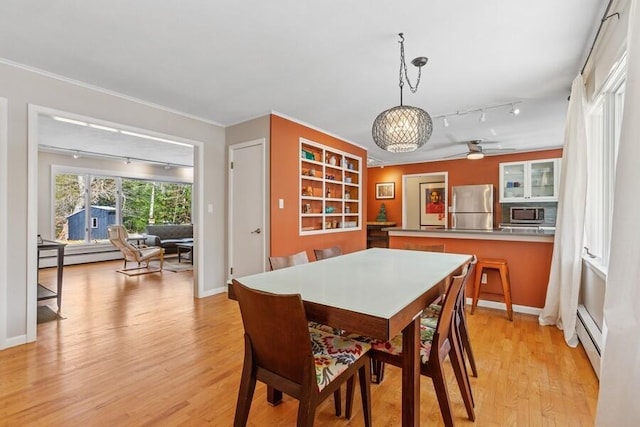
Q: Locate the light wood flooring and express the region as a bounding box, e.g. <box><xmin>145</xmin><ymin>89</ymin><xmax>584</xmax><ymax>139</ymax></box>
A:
<box><xmin>1</xmin><ymin>260</ymin><xmax>599</xmax><ymax>426</ymax></box>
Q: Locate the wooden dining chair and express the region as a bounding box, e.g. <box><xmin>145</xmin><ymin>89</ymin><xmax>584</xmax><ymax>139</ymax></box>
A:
<box><xmin>267</xmin><ymin>249</ymin><xmax>344</xmax><ymax>411</ymax></box>
<box><xmin>232</xmin><ymin>280</ymin><xmax>372</xmax><ymax>427</ymax></box>
<box><xmin>424</xmin><ymin>258</ymin><xmax>478</xmax><ymax>379</ymax></box>
<box><xmin>268</xmin><ymin>250</ymin><xmax>310</xmax><ymax>270</ymax></box>
<box><xmin>268</xmin><ymin>251</ymin><xmax>340</xmax><ymax>333</ymax></box>
<box><xmin>401</xmin><ymin>243</ymin><xmax>478</xmax><ymax>378</ymax></box>
<box><xmin>348</xmin><ymin>263</ymin><xmax>476</xmax><ymax>426</ymax></box>
<box><xmin>313</xmin><ymin>246</ymin><xmax>342</xmax><ymax>261</ymax></box>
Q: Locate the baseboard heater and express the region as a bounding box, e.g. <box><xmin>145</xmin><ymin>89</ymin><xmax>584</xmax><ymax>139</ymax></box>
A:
<box><xmin>576</xmin><ymin>304</ymin><xmax>602</xmax><ymax>379</ymax></box>
<box><xmin>39</xmin><ymin>248</ymin><xmax>122</xmax><ymax>268</ymax></box>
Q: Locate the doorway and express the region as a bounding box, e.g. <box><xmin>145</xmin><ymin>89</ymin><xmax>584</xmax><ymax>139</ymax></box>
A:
<box><xmin>26</xmin><ymin>105</ymin><xmax>205</xmax><ymax>342</ymax></box>
<box><xmin>228</xmin><ymin>139</ymin><xmax>266</xmax><ymax>280</ymax></box>
<box><xmin>402</xmin><ymin>172</ymin><xmax>449</xmax><ymax>229</ymax></box>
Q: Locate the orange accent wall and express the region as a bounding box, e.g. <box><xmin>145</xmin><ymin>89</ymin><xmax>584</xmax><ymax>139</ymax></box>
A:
<box><xmin>366</xmin><ymin>149</ymin><xmax>563</xmax><ymax>225</ymax></box>
<box><xmin>389</xmin><ymin>235</ymin><xmax>553</xmax><ymax>308</ymax></box>
<box><xmin>270</xmin><ymin>115</ymin><xmax>368</xmax><ymax>259</ymax></box>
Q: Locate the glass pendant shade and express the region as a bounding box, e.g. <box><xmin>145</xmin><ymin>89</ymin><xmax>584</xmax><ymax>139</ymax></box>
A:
<box><xmin>372</xmin><ymin>105</ymin><xmax>433</xmax><ymax>153</ymax></box>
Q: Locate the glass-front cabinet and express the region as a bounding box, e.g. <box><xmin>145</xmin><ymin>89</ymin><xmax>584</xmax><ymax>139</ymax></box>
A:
<box><xmin>499</xmin><ymin>158</ymin><xmax>561</xmax><ymax>202</ymax></box>
<box><xmin>300</xmin><ymin>138</ymin><xmax>361</xmax><ymax>235</ymax></box>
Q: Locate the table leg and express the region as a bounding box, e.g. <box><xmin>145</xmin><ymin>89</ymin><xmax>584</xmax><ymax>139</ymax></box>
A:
<box><xmin>56</xmin><ymin>245</ymin><xmax>64</xmax><ymax>314</ymax></box>
<box><xmin>402</xmin><ymin>316</ymin><xmax>421</xmax><ymax>426</ymax></box>
<box><xmin>267</xmin><ymin>386</ymin><xmax>283</xmax><ymax>406</ymax></box>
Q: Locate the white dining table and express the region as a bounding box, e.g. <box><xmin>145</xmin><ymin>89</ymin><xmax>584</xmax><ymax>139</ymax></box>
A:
<box><xmin>232</xmin><ymin>247</ymin><xmax>472</xmax><ymax>426</ymax></box>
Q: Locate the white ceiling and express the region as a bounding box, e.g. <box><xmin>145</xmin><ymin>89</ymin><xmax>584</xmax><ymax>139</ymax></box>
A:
<box><xmin>0</xmin><ymin>1</ymin><xmax>605</xmax><ymax>165</ymax></box>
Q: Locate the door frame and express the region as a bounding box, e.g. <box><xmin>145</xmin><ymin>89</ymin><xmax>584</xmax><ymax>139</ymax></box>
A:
<box><xmin>402</xmin><ymin>172</ymin><xmax>449</xmax><ymax>229</ymax></box>
<box><xmin>228</xmin><ymin>138</ymin><xmax>267</xmax><ymax>281</ymax></box>
<box><xmin>0</xmin><ymin>97</ymin><xmax>7</xmax><ymax>349</ymax></box>
<box><xmin>26</xmin><ymin>104</ymin><xmax>206</xmax><ymax>342</ymax></box>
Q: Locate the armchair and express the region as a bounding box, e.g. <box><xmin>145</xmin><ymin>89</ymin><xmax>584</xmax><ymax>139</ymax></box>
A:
<box><xmin>107</xmin><ymin>225</ymin><xmax>164</xmax><ymax>274</ymax></box>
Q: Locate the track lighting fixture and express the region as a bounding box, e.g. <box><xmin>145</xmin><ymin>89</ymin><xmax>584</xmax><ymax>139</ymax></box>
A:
<box><xmin>41</xmin><ymin>144</ymin><xmax>192</xmax><ymax>168</ymax></box>
<box><xmin>434</xmin><ymin>102</ymin><xmax>521</xmax><ymax>127</ymax></box>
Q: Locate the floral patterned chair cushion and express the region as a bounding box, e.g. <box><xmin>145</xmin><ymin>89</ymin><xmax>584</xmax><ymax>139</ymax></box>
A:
<box><xmin>348</xmin><ymin>320</ymin><xmax>436</xmax><ymax>364</ymax></box>
<box><xmin>309</xmin><ymin>328</ymin><xmax>371</xmax><ymax>392</ymax></box>
<box><xmin>421</xmin><ymin>303</ymin><xmax>442</xmax><ymax>329</ymax></box>
<box><xmin>308</xmin><ymin>321</ymin><xmax>343</xmax><ymax>336</ymax></box>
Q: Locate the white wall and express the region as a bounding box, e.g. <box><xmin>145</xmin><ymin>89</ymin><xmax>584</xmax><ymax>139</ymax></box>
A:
<box><xmin>0</xmin><ymin>61</ymin><xmax>226</xmax><ymax>348</ymax></box>
<box><xmin>0</xmin><ymin>97</ymin><xmax>8</xmax><ymax>349</ymax></box>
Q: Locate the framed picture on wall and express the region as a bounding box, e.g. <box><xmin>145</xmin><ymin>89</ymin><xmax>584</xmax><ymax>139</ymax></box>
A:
<box><xmin>420</xmin><ymin>182</ymin><xmax>446</xmax><ymax>226</ymax></box>
<box><xmin>375</xmin><ymin>182</ymin><xmax>395</xmax><ymax>199</ymax></box>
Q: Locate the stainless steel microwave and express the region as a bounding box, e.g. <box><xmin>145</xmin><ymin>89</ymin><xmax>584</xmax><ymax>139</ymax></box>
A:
<box><xmin>510</xmin><ymin>207</ymin><xmax>545</xmax><ymax>224</ymax></box>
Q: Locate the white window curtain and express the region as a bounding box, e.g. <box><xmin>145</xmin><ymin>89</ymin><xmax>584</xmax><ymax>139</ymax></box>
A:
<box><xmin>538</xmin><ymin>74</ymin><xmax>588</xmax><ymax>347</ymax></box>
<box><xmin>596</xmin><ymin>0</ymin><xmax>640</xmax><ymax>424</ymax></box>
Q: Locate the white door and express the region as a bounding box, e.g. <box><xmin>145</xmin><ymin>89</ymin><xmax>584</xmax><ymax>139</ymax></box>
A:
<box><xmin>229</xmin><ymin>139</ymin><xmax>266</xmax><ymax>279</ymax></box>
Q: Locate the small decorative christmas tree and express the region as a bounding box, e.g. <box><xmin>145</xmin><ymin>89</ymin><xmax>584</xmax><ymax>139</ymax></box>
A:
<box><xmin>376</xmin><ymin>203</ymin><xmax>388</xmax><ymax>222</ymax></box>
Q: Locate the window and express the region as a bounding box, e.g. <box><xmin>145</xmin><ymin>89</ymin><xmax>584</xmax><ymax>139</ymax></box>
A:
<box><xmin>54</xmin><ymin>172</ymin><xmax>192</xmax><ymax>245</ymax></box>
<box><xmin>584</xmin><ymin>55</ymin><xmax>626</xmax><ymax>268</ymax></box>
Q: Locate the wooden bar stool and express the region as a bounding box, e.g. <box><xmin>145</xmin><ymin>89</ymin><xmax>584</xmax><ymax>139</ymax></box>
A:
<box><xmin>471</xmin><ymin>258</ymin><xmax>513</xmax><ymax>321</ymax></box>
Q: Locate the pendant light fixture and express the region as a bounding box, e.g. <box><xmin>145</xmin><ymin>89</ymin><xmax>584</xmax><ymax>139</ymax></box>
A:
<box><xmin>372</xmin><ymin>33</ymin><xmax>432</xmax><ymax>153</ymax></box>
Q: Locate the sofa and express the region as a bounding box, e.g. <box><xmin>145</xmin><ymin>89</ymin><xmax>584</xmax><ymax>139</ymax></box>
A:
<box><xmin>144</xmin><ymin>224</ymin><xmax>193</xmax><ymax>253</ymax></box>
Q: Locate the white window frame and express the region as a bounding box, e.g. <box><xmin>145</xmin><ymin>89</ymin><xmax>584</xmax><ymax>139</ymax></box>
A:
<box><xmin>51</xmin><ymin>167</ymin><xmax>192</xmax><ymax>245</ymax></box>
<box><xmin>584</xmin><ymin>54</ymin><xmax>626</xmax><ymax>269</ymax></box>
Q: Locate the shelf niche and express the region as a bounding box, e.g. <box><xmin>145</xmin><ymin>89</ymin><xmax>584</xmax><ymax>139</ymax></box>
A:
<box><xmin>300</xmin><ymin>138</ymin><xmax>362</xmax><ymax>235</ymax></box>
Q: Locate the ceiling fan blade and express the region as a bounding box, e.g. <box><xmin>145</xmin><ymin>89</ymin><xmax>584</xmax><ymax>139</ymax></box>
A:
<box><xmin>483</xmin><ymin>147</ymin><xmax>515</xmax><ymax>153</ymax></box>
<box><xmin>442</xmin><ymin>151</ymin><xmax>468</xmax><ymax>159</ymax></box>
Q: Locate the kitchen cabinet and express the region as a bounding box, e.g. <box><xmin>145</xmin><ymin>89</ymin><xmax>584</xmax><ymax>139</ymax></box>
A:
<box><xmin>499</xmin><ymin>158</ymin><xmax>561</xmax><ymax>202</ymax></box>
<box><xmin>367</xmin><ymin>221</ymin><xmax>396</xmax><ymax>248</ymax></box>
<box><xmin>299</xmin><ymin>138</ymin><xmax>361</xmax><ymax>235</ymax></box>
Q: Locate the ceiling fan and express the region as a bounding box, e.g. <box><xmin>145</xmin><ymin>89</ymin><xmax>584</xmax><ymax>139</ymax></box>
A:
<box><xmin>447</xmin><ymin>140</ymin><xmax>514</xmax><ymax>160</ymax></box>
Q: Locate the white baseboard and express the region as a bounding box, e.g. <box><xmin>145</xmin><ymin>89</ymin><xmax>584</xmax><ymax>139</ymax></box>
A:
<box><xmin>4</xmin><ymin>334</ymin><xmax>28</xmax><ymax>349</ymax></box>
<box><xmin>200</xmin><ymin>286</ymin><xmax>227</xmax><ymax>298</ymax></box>
<box><xmin>465</xmin><ymin>297</ymin><xmax>542</xmax><ymax>316</ymax></box>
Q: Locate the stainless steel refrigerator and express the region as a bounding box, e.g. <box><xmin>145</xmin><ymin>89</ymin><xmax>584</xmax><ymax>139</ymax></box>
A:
<box><xmin>451</xmin><ymin>184</ymin><xmax>494</xmax><ymax>230</ymax></box>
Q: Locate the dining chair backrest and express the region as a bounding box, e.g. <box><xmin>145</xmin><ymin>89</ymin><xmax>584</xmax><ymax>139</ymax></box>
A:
<box><xmin>431</xmin><ymin>265</ymin><xmax>468</xmax><ymax>357</ymax></box>
<box><xmin>404</xmin><ymin>243</ymin><xmax>445</xmax><ymax>252</ymax></box>
<box><xmin>232</xmin><ymin>280</ymin><xmax>313</xmax><ymax>385</ymax></box>
<box><xmin>456</xmin><ymin>256</ymin><xmax>477</xmax><ymax>311</ymax></box>
<box><xmin>313</xmin><ymin>246</ymin><xmax>342</xmax><ymax>261</ymax></box>
<box><xmin>268</xmin><ymin>250</ymin><xmax>309</xmax><ymax>271</ymax></box>
<box><xmin>454</xmin><ymin>256</ymin><xmax>478</xmax><ymax>378</ymax></box>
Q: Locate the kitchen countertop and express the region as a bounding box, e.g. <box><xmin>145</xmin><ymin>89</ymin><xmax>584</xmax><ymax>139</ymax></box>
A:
<box><xmin>386</xmin><ymin>227</ymin><xmax>555</xmax><ymax>243</ymax></box>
